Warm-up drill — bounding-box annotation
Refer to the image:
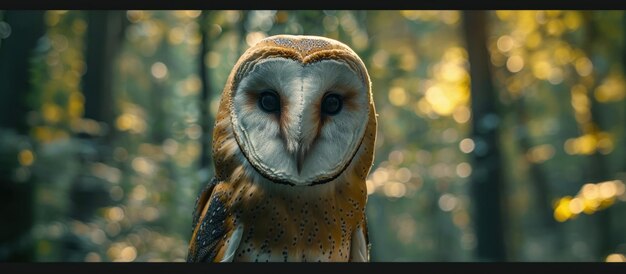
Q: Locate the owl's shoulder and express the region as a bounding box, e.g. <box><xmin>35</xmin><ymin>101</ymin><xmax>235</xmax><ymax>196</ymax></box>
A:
<box><xmin>190</xmin><ymin>177</ymin><xmax>219</xmax><ymax>230</ymax></box>
<box><xmin>187</xmin><ymin>177</ymin><xmax>233</xmax><ymax>262</ymax></box>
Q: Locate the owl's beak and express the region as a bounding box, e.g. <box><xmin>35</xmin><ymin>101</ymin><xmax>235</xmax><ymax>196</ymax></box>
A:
<box><xmin>285</xmin><ymin>134</ymin><xmax>308</xmax><ymax>175</ymax></box>
<box><xmin>295</xmin><ymin>144</ymin><xmax>306</xmax><ymax>175</ymax></box>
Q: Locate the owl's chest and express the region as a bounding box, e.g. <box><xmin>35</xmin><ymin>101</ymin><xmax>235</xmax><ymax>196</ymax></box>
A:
<box><xmin>228</xmin><ymin>193</ymin><xmax>363</xmax><ymax>262</ymax></box>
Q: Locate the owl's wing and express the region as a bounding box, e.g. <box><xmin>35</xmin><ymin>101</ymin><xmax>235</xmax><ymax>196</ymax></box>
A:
<box><xmin>349</xmin><ymin>218</ymin><xmax>370</xmax><ymax>262</ymax></box>
<box><xmin>190</xmin><ymin>177</ymin><xmax>218</xmax><ymax>232</ymax></box>
<box><xmin>187</xmin><ymin>177</ymin><xmax>242</xmax><ymax>262</ymax></box>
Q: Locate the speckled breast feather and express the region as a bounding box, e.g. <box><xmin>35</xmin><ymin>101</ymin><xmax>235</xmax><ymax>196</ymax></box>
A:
<box><xmin>187</xmin><ymin>35</ymin><xmax>377</xmax><ymax>262</ymax></box>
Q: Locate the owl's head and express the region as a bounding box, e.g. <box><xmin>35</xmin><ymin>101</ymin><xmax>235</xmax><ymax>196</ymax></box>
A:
<box><xmin>216</xmin><ymin>35</ymin><xmax>376</xmax><ymax>187</ymax></box>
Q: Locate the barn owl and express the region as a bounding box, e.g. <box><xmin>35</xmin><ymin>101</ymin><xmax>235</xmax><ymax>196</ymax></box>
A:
<box><xmin>186</xmin><ymin>34</ymin><xmax>377</xmax><ymax>262</ymax></box>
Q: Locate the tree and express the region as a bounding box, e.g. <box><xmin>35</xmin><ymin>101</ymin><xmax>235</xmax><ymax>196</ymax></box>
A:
<box><xmin>198</xmin><ymin>11</ymin><xmax>214</xmax><ymax>179</ymax></box>
<box><xmin>82</xmin><ymin>11</ymin><xmax>128</xmax><ymax>135</ymax></box>
<box><xmin>0</xmin><ymin>10</ymin><xmax>46</xmax><ymax>261</ymax></box>
<box><xmin>461</xmin><ymin>10</ymin><xmax>507</xmax><ymax>262</ymax></box>
<box><xmin>581</xmin><ymin>11</ymin><xmax>613</xmax><ymax>260</ymax></box>
<box><xmin>70</xmin><ymin>10</ymin><xmax>128</xmax><ymax>223</ymax></box>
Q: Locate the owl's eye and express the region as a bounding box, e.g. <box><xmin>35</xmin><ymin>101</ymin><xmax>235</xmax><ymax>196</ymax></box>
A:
<box><xmin>258</xmin><ymin>91</ymin><xmax>280</xmax><ymax>113</ymax></box>
<box><xmin>321</xmin><ymin>94</ymin><xmax>343</xmax><ymax>116</ymax></box>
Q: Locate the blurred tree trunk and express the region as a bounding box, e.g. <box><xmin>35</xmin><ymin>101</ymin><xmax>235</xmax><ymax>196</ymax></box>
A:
<box><xmin>238</xmin><ymin>11</ymin><xmax>249</xmax><ymax>56</ymax></box>
<box><xmin>199</xmin><ymin>11</ymin><xmax>214</xmax><ymax>180</ymax></box>
<box><xmin>513</xmin><ymin>97</ymin><xmax>562</xmax><ymax>249</ymax></box>
<box><xmin>582</xmin><ymin>11</ymin><xmax>613</xmax><ymax>260</ymax></box>
<box><xmin>0</xmin><ymin>10</ymin><xmax>46</xmax><ymax>261</ymax></box>
<box><xmin>61</xmin><ymin>11</ymin><xmax>128</xmax><ymax>260</ymax></box>
<box><xmin>621</xmin><ymin>11</ymin><xmax>626</xmax><ymax>172</ymax></box>
<box><xmin>0</xmin><ymin>11</ymin><xmax>44</xmax><ymax>133</ymax></box>
<box><xmin>461</xmin><ymin>10</ymin><xmax>507</xmax><ymax>262</ymax></box>
<box><xmin>71</xmin><ymin>10</ymin><xmax>128</xmax><ymax>222</ymax></box>
<box><xmin>82</xmin><ymin>10</ymin><xmax>127</xmax><ymax>139</ymax></box>
<box><xmin>150</xmin><ymin>28</ymin><xmax>168</xmax><ymax>144</ymax></box>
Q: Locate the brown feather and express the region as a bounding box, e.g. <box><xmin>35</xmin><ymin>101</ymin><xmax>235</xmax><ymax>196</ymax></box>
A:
<box><xmin>190</xmin><ymin>35</ymin><xmax>377</xmax><ymax>262</ymax></box>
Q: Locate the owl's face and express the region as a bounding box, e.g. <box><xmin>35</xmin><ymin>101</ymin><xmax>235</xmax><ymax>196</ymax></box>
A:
<box><xmin>230</xmin><ymin>56</ymin><xmax>370</xmax><ymax>186</ymax></box>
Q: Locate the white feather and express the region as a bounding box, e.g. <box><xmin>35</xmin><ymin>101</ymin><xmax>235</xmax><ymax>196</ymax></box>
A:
<box><xmin>220</xmin><ymin>223</ymin><xmax>243</xmax><ymax>262</ymax></box>
<box><xmin>349</xmin><ymin>225</ymin><xmax>368</xmax><ymax>262</ymax></box>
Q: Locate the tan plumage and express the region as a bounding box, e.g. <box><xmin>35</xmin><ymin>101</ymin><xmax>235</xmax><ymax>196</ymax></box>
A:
<box><xmin>187</xmin><ymin>35</ymin><xmax>377</xmax><ymax>262</ymax></box>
